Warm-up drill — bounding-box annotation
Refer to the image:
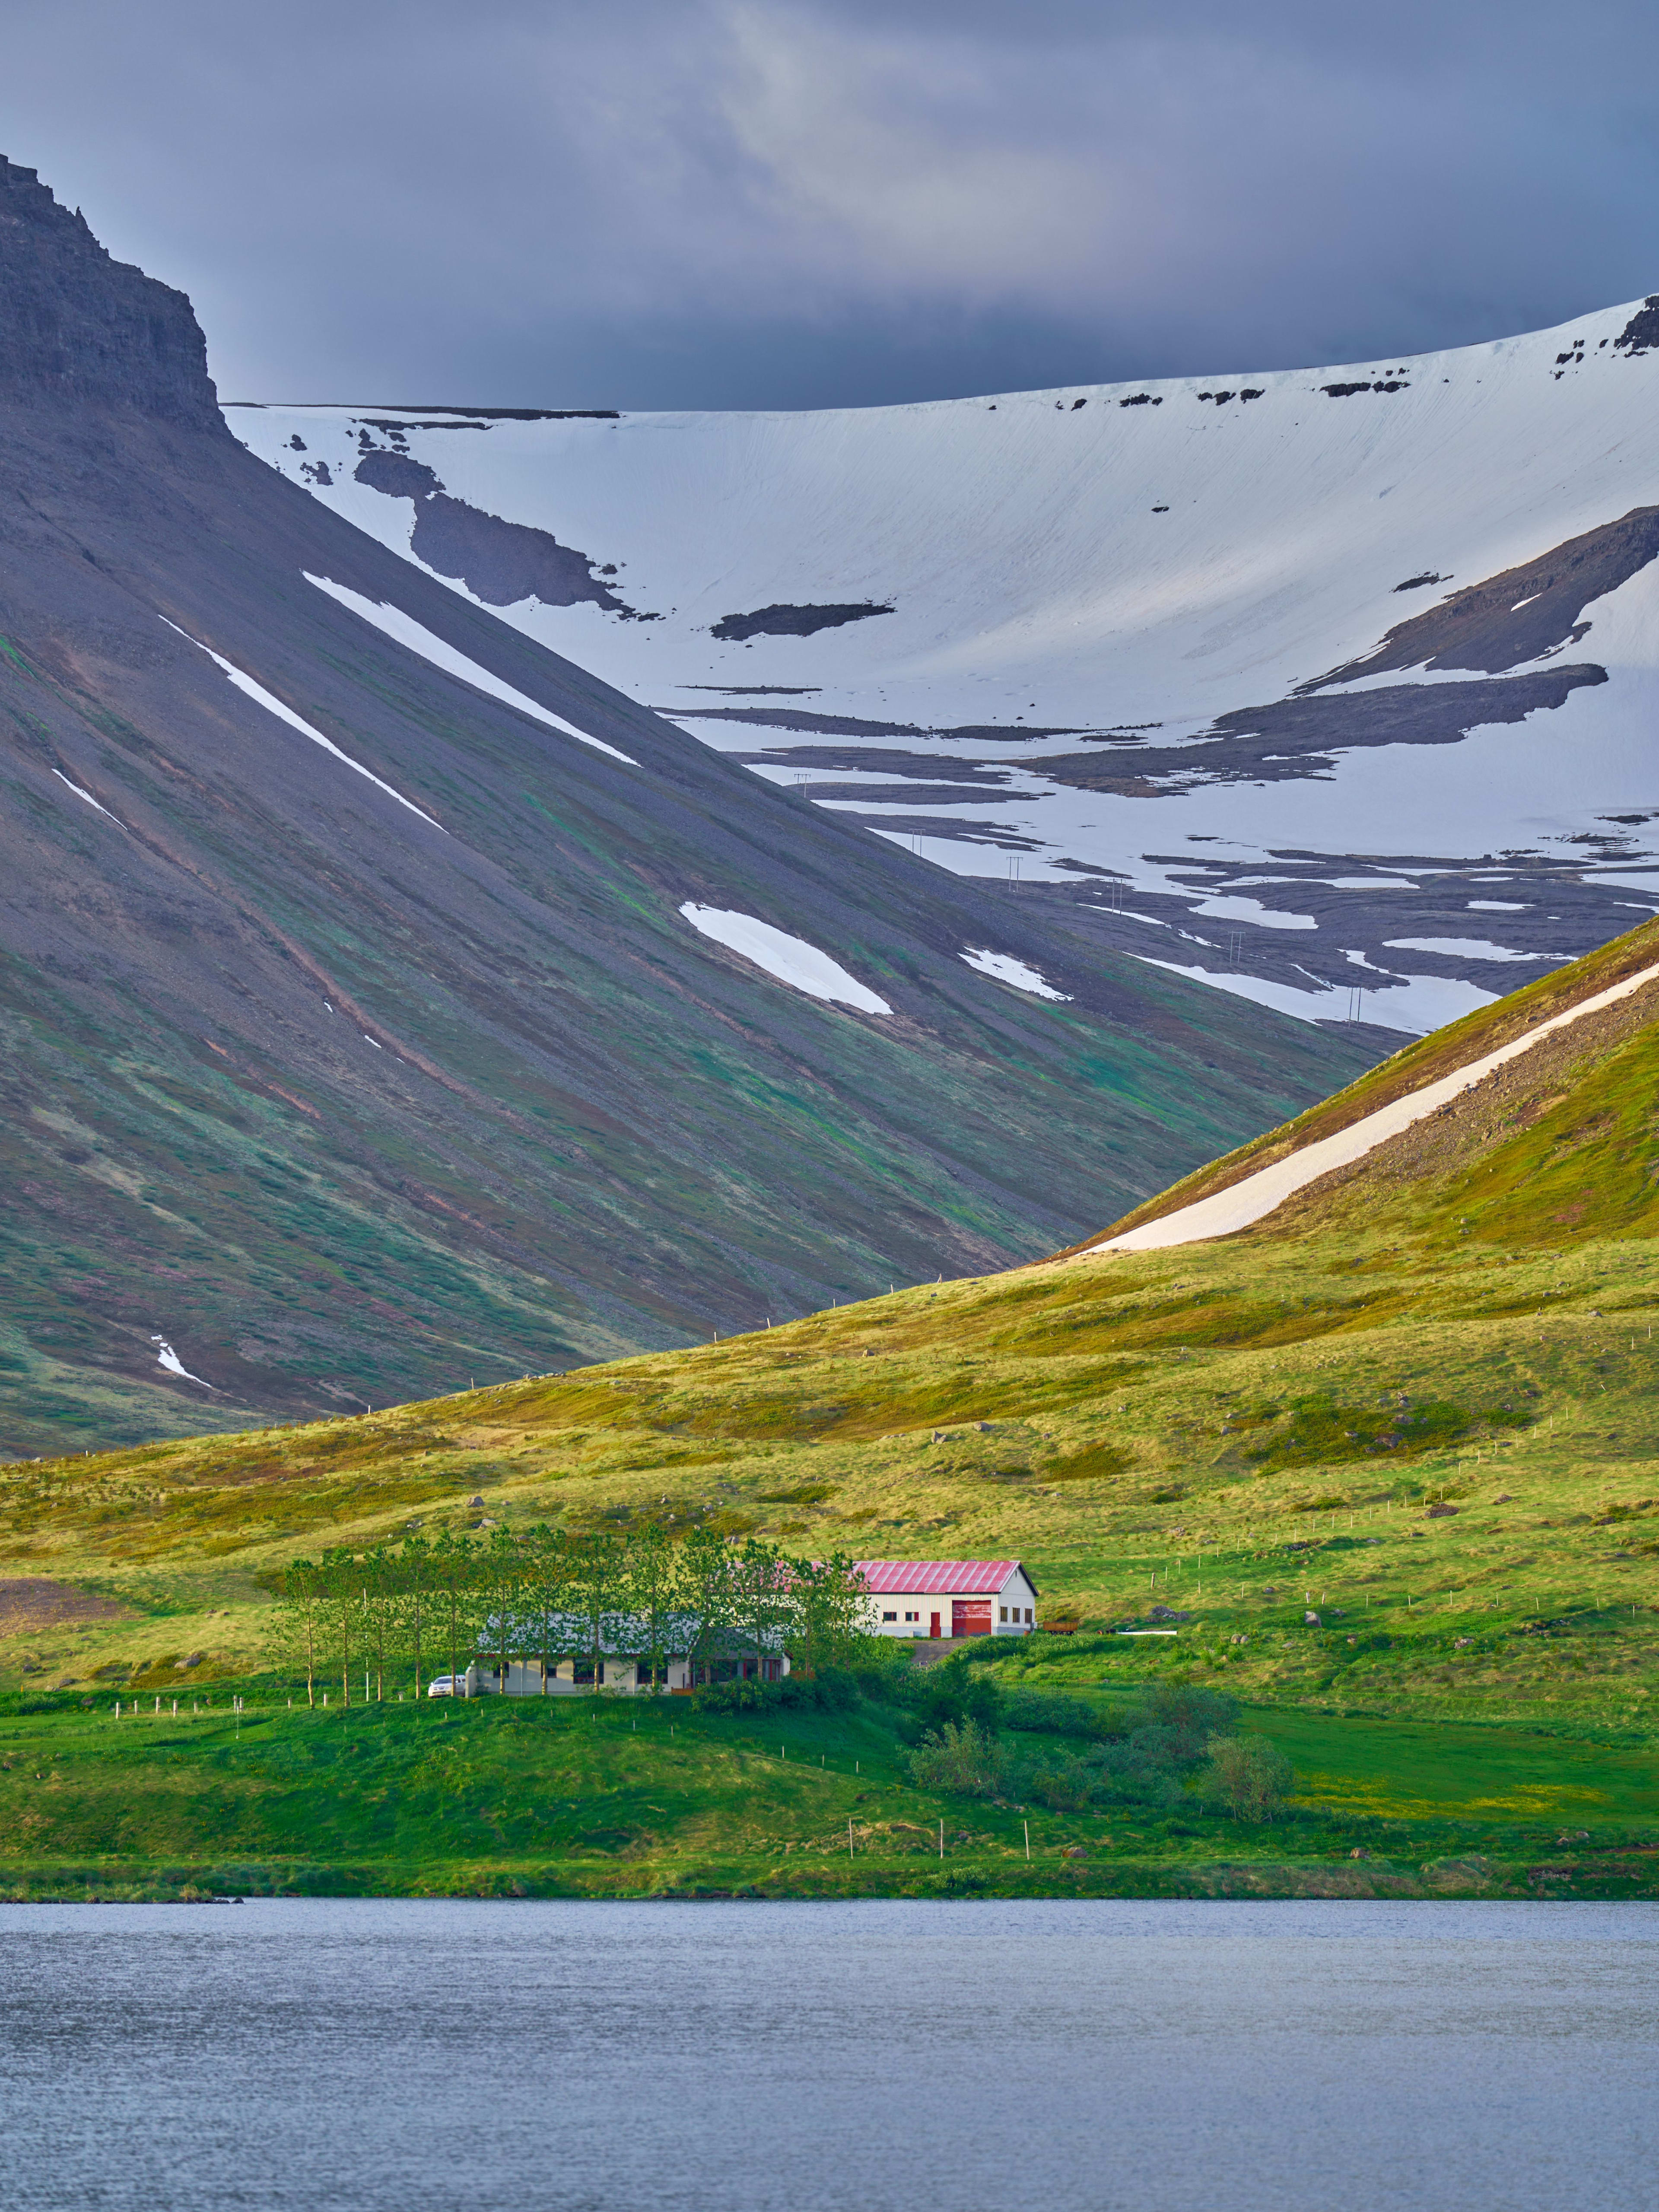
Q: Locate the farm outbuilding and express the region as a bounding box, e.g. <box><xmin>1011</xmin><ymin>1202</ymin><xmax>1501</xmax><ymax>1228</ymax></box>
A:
<box><xmin>442</xmin><ymin>1612</ymin><xmax>791</xmax><ymax>1697</ymax></box>
<box><xmin>856</xmin><ymin>1560</ymin><xmax>1038</xmax><ymax>1641</ymax></box>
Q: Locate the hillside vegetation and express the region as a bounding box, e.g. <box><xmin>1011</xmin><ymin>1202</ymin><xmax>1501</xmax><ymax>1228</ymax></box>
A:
<box><xmin>4</xmin><ymin>922</ymin><xmax>1659</xmax><ymax>1892</ymax></box>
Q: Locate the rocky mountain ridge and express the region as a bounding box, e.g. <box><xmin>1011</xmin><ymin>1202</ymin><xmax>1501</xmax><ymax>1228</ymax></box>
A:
<box><xmin>0</xmin><ymin>157</ymin><xmax>220</xmax><ymax>426</ymax></box>
<box><xmin>0</xmin><ymin>161</ymin><xmax>1370</xmax><ymax>1454</ymax></box>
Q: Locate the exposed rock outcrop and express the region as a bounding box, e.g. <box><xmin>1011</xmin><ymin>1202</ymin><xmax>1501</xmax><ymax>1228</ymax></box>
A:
<box><xmin>0</xmin><ymin>156</ymin><xmax>221</xmax><ymax>427</ymax></box>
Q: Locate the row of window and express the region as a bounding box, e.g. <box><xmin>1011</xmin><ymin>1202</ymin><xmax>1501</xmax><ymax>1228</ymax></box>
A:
<box><xmin>877</xmin><ymin>1603</ymin><xmax>1034</xmax><ymax>1625</ymax></box>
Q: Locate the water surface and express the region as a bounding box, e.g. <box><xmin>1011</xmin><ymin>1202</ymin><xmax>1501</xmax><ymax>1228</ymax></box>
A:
<box><xmin>2</xmin><ymin>1898</ymin><xmax>1653</xmax><ymax>2211</ymax></box>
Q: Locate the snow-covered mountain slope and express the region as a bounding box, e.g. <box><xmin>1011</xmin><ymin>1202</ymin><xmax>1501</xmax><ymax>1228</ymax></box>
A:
<box><xmin>234</xmin><ymin>298</ymin><xmax>1659</xmax><ymax>1035</ymax></box>
<box><xmin>0</xmin><ymin>155</ymin><xmax>1372</xmax><ymax>1451</ymax></box>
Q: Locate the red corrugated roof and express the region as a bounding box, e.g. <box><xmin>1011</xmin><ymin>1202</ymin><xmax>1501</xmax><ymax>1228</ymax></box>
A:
<box><xmin>855</xmin><ymin>1559</ymin><xmax>1031</xmax><ymax>1596</ymax></box>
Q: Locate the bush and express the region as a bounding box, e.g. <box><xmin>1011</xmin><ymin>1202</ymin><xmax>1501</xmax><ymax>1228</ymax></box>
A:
<box><xmin>690</xmin><ymin>1666</ymin><xmax>861</xmax><ymax>1715</ymax></box>
<box><xmin>1134</xmin><ymin>1683</ymin><xmax>1242</xmax><ymax>1759</ymax></box>
<box><xmin>1019</xmin><ymin>1739</ymin><xmax>1183</xmax><ymax>1812</ymax></box>
<box><xmin>908</xmin><ymin>1720</ymin><xmax>1007</xmax><ymax>1795</ymax></box>
<box><xmin>1001</xmin><ymin>1689</ymin><xmax>1110</xmax><ymax>1739</ymax></box>
<box><xmin>910</xmin><ymin>1680</ymin><xmax>1247</xmax><ymax>1813</ymax></box>
<box><xmin>890</xmin><ymin>1653</ymin><xmax>1004</xmax><ymax>1738</ymax></box>
<box><xmin>1201</xmin><ymin>1734</ymin><xmax>1295</xmax><ymax>1822</ymax></box>
<box><xmin>784</xmin><ymin>1666</ymin><xmax>860</xmax><ymax>1711</ymax></box>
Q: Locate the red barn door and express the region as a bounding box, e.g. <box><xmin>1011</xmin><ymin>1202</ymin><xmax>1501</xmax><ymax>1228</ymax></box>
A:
<box><xmin>953</xmin><ymin>1599</ymin><xmax>992</xmax><ymax>1639</ymax></box>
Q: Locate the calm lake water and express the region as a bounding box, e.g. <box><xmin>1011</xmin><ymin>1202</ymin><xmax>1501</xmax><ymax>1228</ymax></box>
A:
<box><xmin>0</xmin><ymin>1898</ymin><xmax>1654</xmax><ymax>2211</ymax></box>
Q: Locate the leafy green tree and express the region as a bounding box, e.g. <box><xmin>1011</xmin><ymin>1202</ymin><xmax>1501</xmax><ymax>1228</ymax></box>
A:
<box><xmin>789</xmin><ymin>1552</ymin><xmax>875</xmax><ymax>1677</ymax></box>
<box><xmin>569</xmin><ymin>1531</ymin><xmax>629</xmax><ymax>1691</ymax></box>
<box><xmin>1202</xmin><ymin>1734</ymin><xmax>1295</xmax><ymax>1822</ymax></box>
<box><xmin>623</xmin><ymin>1522</ymin><xmax>678</xmax><ymax>1694</ymax></box>
<box><xmin>393</xmin><ymin>1533</ymin><xmax>434</xmax><ymax>1697</ymax></box>
<box><xmin>314</xmin><ymin>1546</ymin><xmax>360</xmax><ymax>1707</ymax></box>
<box><xmin>522</xmin><ymin>1523</ymin><xmax>576</xmax><ymax>1692</ymax></box>
<box><xmin>275</xmin><ymin>1555</ymin><xmax>328</xmax><ymax>1707</ymax></box>
<box><xmin>478</xmin><ymin>1529</ymin><xmax>528</xmax><ymax>1694</ymax></box>
<box><xmin>909</xmin><ymin>1720</ymin><xmax>1006</xmax><ymax>1795</ymax></box>
<box><xmin>431</xmin><ymin>1532</ymin><xmax>480</xmax><ymax>1695</ymax></box>
<box><xmin>360</xmin><ymin>1543</ymin><xmax>398</xmax><ymax>1701</ymax></box>
<box><xmin>1137</xmin><ymin>1683</ymin><xmax>1241</xmax><ymax>1758</ymax></box>
<box><xmin>908</xmin><ymin>1650</ymin><xmax>1004</xmax><ymax>1737</ymax></box>
<box><xmin>674</xmin><ymin>1526</ymin><xmax>738</xmax><ymax>1690</ymax></box>
<box><xmin>732</xmin><ymin>1537</ymin><xmax>791</xmax><ymax>1684</ymax></box>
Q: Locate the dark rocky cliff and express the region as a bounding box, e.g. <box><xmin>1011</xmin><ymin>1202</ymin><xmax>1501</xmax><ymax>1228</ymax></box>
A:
<box><xmin>0</xmin><ymin>157</ymin><xmax>221</xmax><ymax>426</ymax></box>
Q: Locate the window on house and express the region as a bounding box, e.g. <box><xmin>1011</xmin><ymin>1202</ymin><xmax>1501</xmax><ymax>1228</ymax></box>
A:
<box><xmin>883</xmin><ymin>1611</ymin><xmax>898</xmax><ymax>1621</ymax></box>
<box><xmin>1026</xmin><ymin>1608</ymin><xmax>1033</xmax><ymax>1623</ymax></box>
<box><xmin>904</xmin><ymin>1611</ymin><xmax>918</xmax><ymax>1622</ymax></box>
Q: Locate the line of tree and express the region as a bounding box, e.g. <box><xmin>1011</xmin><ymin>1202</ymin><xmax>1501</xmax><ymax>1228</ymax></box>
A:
<box><xmin>270</xmin><ymin>1525</ymin><xmax>873</xmax><ymax>1707</ymax></box>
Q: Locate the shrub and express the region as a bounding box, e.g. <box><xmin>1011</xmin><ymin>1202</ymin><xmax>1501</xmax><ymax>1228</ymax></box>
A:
<box><xmin>1201</xmin><ymin>1734</ymin><xmax>1295</xmax><ymax>1822</ymax></box>
<box><xmin>892</xmin><ymin>1654</ymin><xmax>1005</xmax><ymax>1738</ymax></box>
<box><xmin>690</xmin><ymin>1679</ymin><xmax>769</xmax><ymax>1713</ymax></box>
<box><xmin>1001</xmin><ymin>1689</ymin><xmax>1109</xmax><ymax>1739</ymax></box>
<box><xmin>691</xmin><ymin>1666</ymin><xmax>861</xmax><ymax>1716</ymax></box>
<box><xmin>1135</xmin><ymin>1683</ymin><xmax>1241</xmax><ymax>1758</ymax></box>
<box><xmin>908</xmin><ymin>1720</ymin><xmax>1007</xmax><ymax>1795</ymax></box>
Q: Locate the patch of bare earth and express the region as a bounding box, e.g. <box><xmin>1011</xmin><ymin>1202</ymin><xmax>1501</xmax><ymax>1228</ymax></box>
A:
<box><xmin>0</xmin><ymin>1579</ymin><xmax>130</xmax><ymax>1636</ymax></box>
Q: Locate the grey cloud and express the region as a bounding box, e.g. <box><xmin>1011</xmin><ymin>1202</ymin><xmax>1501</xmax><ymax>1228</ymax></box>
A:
<box><xmin>0</xmin><ymin>0</ymin><xmax>1655</xmax><ymax>407</ymax></box>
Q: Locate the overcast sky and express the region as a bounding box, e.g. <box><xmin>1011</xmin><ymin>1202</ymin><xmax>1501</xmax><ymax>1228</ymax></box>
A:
<box><xmin>4</xmin><ymin>0</ymin><xmax>1659</xmax><ymax>410</ymax></box>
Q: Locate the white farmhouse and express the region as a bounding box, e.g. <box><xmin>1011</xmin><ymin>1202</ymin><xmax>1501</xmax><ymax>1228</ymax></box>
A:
<box><xmin>857</xmin><ymin>1559</ymin><xmax>1038</xmax><ymax>1641</ymax></box>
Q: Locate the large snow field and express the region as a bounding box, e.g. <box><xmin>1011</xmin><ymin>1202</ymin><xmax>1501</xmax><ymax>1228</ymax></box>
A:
<box><xmin>232</xmin><ymin>297</ymin><xmax>1659</xmax><ymax>1032</ymax></box>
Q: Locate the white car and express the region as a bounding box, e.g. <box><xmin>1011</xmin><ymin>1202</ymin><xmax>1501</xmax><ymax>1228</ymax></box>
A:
<box><xmin>426</xmin><ymin>1675</ymin><xmax>461</xmax><ymax>1697</ymax></box>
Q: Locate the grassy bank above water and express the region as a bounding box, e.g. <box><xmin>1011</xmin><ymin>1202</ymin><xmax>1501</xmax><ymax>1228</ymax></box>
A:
<box><xmin>1</xmin><ymin>1675</ymin><xmax>1654</xmax><ymax>1902</ymax></box>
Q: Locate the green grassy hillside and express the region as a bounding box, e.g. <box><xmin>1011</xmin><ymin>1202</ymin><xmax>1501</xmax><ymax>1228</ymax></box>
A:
<box><xmin>5</xmin><ymin>920</ymin><xmax>1659</xmax><ymax>1893</ymax></box>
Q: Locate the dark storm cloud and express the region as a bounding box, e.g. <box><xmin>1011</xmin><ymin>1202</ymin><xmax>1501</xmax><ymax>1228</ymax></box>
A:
<box><xmin>1</xmin><ymin>0</ymin><xmax>1657</xmax><ymax>408</ymax></box>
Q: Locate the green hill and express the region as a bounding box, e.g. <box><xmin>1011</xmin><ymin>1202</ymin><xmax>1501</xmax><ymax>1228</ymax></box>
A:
<box><xmin>5</xmin><ymin>920</ymin><xmax>1659</xmax><ymax>1894</ymax></box>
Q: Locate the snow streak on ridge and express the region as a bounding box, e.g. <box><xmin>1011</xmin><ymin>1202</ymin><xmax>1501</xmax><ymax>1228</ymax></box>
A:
<box><xmin>162</xmin><ymin>619</ymin><xmax>443</xmax><ymax>828</ymax></box>
<box><xmin>1096</xmin><ymin>959</ymin><xmax>1659</xmax><ymax>1252</ymax></box>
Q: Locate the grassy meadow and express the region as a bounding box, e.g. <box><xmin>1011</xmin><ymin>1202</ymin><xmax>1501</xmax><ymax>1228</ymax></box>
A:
<box><xmin>4</xmin><ymin>922</ymin><xmax>1659</xmax><ymax>1896</ymax></box>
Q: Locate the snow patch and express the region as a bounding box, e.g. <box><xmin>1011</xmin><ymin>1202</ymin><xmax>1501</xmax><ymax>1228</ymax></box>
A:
<box><xmin>961</xmin><ymin>949</ymin><xmax>1071</xmax><ymax>999</ymax></box>
<box><xmin>1097</xmin><ymin>957</ymin><xmax>1659</xmax><ymax>1253</ymax></box>
<box><xmin>150</xmin><ymin>1335</ymin><xmax>216</xmax><ymax>1389</ymax></box>
<box><xmin>1384</xmin><ymin>936</ymin><xmax>1557</xmax><ymax>961</ymax></box>
<box><xmin>304</xmin><ymin>575</ymin><xmax>636</xmax><ymax>765</ymax></box>
<box><xmin>679</xmin><ymin>904</ymin><xmax>892</xmax><ymax>1014</ymax></box>
<box><xmin>51</xmin><ymin>769</ymin><xmax>120</xmax><ymax>823</ymax></box>
<box><xmin>161</xmin><ymin>619</ymin><xmax>442</xmax><ymax>828</ymax></box>
<box><xmin>1192</xmin><ymin>895</ymin><xmax>1316</xmax><ymax>930</ymax></box>
<box><xmin>1131</xmin><ymin>955</ymin><xmax>1494</xmax><ymax>1035</ymax></box>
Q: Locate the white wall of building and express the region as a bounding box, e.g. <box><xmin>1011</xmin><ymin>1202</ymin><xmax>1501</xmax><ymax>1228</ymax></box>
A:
<box><xmin>866</xmin><ymin>1567</ymin><xmax>1037</xmax><ymax>1639</ymax></box>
